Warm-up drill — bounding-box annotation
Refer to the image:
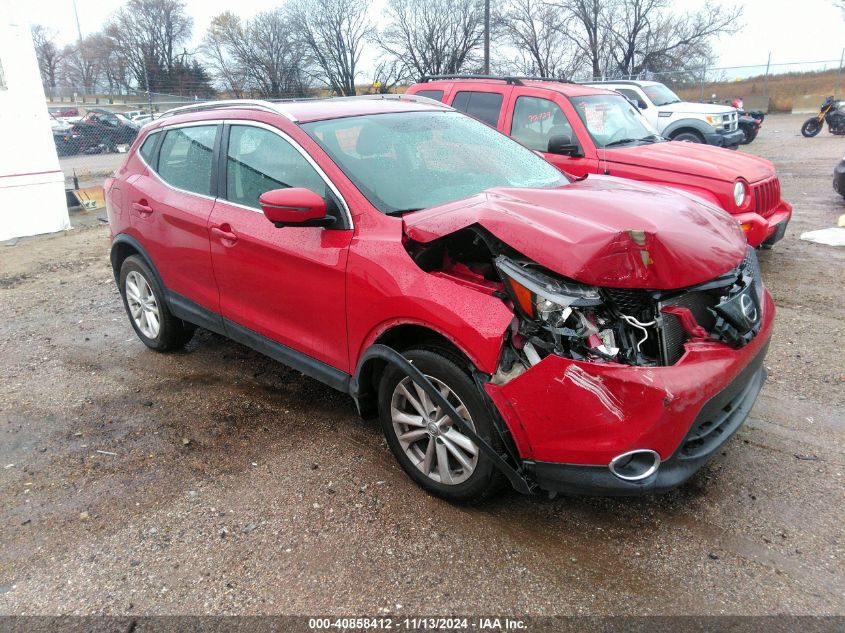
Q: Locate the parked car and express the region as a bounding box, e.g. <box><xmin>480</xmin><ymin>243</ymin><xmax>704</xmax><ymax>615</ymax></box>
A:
<box><xmin>107</xmin><ymin>96</ymin><xmax>774</xmax><ymax>501</ymax></box>
<box><xmin>834</xmin><ymin>153</ymin><xmax>845</xmax><ymax>199</ymax></box>
<box><xmin>48</xmin><ymin>105</ymin><xmax>80</xmax><ymax>120</ymax></box>
<box><xmin>50</xmin><ymin>113</ymin><xmax>79</xmax><ymax>157</ymax></box>
<box><xmin>406</xmin><ymin>76</ymin><xmax>790</xmax><ymax>247</ymax></box>
<box><xmin>584</xmin><ymin>80</ymin><xmax>744</xmax><ymax>149</ymax></box>
<box><xmin>123</xmin><ymin>109</ymin><xmax>151</xmax><ymax>121</ymax></box>
<box><xmin>71</xmin><ymin>108</ymin><xmax>140</xmax><ymax>153</ymax></box>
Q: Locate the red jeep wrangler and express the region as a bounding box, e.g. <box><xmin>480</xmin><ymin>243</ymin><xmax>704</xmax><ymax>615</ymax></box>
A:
<box><xmin>407</xmin><ymin>76</ymin><xmax>791</xmax><ymax>247</ymax></box>
<box><xmin>107</xmin><ymin>96</ymin><xmax>774</xmax><ymax>501</ymax></box>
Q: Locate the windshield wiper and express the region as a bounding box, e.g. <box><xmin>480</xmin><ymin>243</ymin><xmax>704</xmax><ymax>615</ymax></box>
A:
<box><xmin>603</xmin><ymin>138</ymin><xmax>642</xmax><ymax>147</ymax></box>
<box><xmin>384</xmin><ymin>208</ymin><xmax>423</xmax><ymax>217</ymax></box>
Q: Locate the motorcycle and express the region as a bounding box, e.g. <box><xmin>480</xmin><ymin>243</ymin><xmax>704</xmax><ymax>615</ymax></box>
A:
<box><xmin>801</xmin><ymin>96</ymin><xmax>845</xmax><ymax>137</ymax></box>
<box><xmin>732</xmin><ymin>98</ymin><xmax>765</xmax><ymax>145</ymax></box>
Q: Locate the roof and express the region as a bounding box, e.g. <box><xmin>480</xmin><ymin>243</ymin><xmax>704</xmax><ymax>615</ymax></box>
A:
<box><xmin>414</xmin><ymin>76</ymin><xmax>615</xmax><ymax>98</ymax></box>
<box><xmin>584</xmin><ymin>80</ymin><xmax>662</xmax><ymax>88</ymax></box>
<box><xmin>157</xmin><ymin>95</ymin><xmax>451</xmax><ymax>126</ymax></box>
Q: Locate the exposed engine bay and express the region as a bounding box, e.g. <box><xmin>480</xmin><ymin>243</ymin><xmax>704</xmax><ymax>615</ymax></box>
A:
<box><xmin>404</xmin><ymin>225</ymin><xmax>764</xmax><ymax>372</ymax></box>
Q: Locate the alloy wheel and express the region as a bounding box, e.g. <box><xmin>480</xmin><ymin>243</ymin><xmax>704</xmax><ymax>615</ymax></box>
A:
<box><xmin>390</xmin><ymin>375</ymin><xmax>479</xmax><ymax>485</ymax></box>
<box><xmin>125</xmin><ymin>270</ymin><xmax>161</xmax><ymax>339</ymax></box>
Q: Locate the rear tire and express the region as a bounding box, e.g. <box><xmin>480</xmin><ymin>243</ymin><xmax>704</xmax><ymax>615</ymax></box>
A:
<box><xmin>801</xmin><ymin>118</ymin><xmax>823</xmax><ymax>137</ymax></box>
<box><xmin>671</xmin><ymin>130</ymin><xmax>704</xmax><ymax>144</ymax></box>
<box><xmin>377</xmin><ymin>348</ymin><xmax>504</xmax><ymax>502</ymax></box>
<box><xmin>119</xmin><ymin>255</ymin><xmax>194</xmax><ymax>352</ymax></box>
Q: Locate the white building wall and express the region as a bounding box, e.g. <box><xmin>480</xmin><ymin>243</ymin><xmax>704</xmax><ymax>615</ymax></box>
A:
<box><xmin>0</xmin><ymin>6</ymin><xmax>70</xmax><ymax>242</ymax></box>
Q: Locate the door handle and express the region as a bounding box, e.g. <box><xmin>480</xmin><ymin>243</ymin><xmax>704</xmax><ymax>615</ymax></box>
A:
<box><xmin>211</xmin><ymin>225</ymin><xmax>238</xmax><ymax>244</ymax></box>
<box><xmin>132</xmin><ymin>201</ymin><xmax>153</xmax><ymax>216</ymax></box>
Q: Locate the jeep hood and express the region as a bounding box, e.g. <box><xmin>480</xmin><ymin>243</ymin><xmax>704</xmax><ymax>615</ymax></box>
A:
<box><xmin>402</xmin><ymin>176</ymin><xmax>747</xmax><ymax>289</ymax></box>
<box><xmin>605</xmin><ymin>140</ymin><xmax>774</xmax><ymax>183</ymax></box>
<box><xmin>660</xmin><ymin>102</ymin><xmax>736</xmax><ymax>115</ymax></box>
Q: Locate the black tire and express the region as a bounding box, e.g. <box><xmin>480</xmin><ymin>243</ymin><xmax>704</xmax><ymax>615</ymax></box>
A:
<box><xmin>671</xmin><ymin>130</ymin><xmax>704</xmax><ymax>143</ymax></box>
<box><xmin>119</xmin><ymin>255</ymin><xmax>194</xmax><ymax>352</ymax></box>
<box><xmin>377</xmin><ymin>348</ymin><xmax>504</xmax><ymax>502</ymax></box>
<box><xmin>801</xmin><ymin>118</ymin><xmax>823</xmax><ymax>137</ymax></box>
<box><xmin>739</xmin><ymin>126</ymin><xmax>756</xmax><ymax>145</ymax></box>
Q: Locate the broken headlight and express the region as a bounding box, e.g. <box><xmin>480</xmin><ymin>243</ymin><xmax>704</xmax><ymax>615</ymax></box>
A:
<box><xmin>495</xmin><ymin>256</ymin><xmax>601</xmax><ymax>326</ymax></box>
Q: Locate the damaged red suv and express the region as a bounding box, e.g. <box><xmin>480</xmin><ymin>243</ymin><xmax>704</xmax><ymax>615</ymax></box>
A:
<box><xmin>107</xmin><ymin>96</ymin><xmax>774</xmax><ymax>501</ymax></box>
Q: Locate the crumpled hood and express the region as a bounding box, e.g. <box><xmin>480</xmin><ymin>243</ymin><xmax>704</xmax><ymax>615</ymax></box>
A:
<box><xmin>606</xmin><ymin>140</ymin><xmax>774</xmax><ymax>183</ymax></box>
<box><xmin>403</xmin><ymin>176</ymin><xmax>747</xmax><ymax>289</ymax></box>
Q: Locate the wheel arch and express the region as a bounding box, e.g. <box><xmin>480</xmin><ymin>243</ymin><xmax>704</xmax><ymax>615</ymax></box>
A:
<box><xmin>663</xmin><ymin>118</ymin><xmax>713</xmax><ymax>140</ymax></box>
<box><xmin>110</xmin><ymin>234</ymin><xmax>164</xmax><ymax>289</ymax></box>
<box><xmin>351</xmin><ymin>322</ymin><xmax>484</xmax><ymax>418</ymax></box>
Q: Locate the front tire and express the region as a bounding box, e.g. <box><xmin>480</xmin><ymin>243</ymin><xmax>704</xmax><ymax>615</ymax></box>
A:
<box><xmin>801</xmin><ymin>118</ymin><xmax>823</xmax><ymax>137</ymax></box>
<box><xmin>671</xmin><ymin>130</ymin><xmax>704</xmax><ymax>144</ymax></box>
<box><xmin>119</xmin><ymin>255</ymin><xmax>194</xmax><ymax>351</ymax></box>
<box><xmin>378</xmin><ymin>348</ymin><xmax>504</xmax><ymax>502</ymax></box>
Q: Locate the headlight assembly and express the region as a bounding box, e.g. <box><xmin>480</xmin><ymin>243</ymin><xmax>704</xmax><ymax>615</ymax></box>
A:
<box><xmin>733</xmin><ymin>181</ymin><xmax>747</xmax><ymax>207</ymax></box>
<box><xmin>494</xmin><ymin>256</ymin><xmax>601</xmax><ymax>326</ymax></box>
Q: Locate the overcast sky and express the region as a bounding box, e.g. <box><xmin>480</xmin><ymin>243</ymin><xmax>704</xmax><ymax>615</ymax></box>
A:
<box><xmin>19</xmin><ymin>0</ymin><xmax>845</xmax><ymax>79</ymax></box>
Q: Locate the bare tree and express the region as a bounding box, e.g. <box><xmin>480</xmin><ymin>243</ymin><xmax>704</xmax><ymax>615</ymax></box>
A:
<box><xmin>60</xmin><ymin>35</ymin><xmax>104</xmax><ymax>93</ymax></box>
<box><xmin>377</xmin><ymin>0</ymin><xmax>486</xmax><ymax>79</ymax></box>
<box><xmin>288</xmin><ymin>0</ymin><xmax>372</xmax><ymax>96</ymax></box>
<box><xmin>496</xmin><ymin>0</ymin><xmax>578</xmax><ymax>77</ymax></box>
<box><xmin>202</xmin><ymin>10</ymin><xmax>310</xmax><ymax>98</ymax></box>
<box><xmin>201</xmin><ymin>12</ymin><xmax>250</xmax><ymax>97</ymax></box>
<box><xmin>558</xmin><ymin>0</ymin><xmax>613</xmax><ymax>80</ymax></box>
<box><xmin>370</xmin><ymin>58</ymin><xmax>406</xmax><ymax>93</ymax></box>
<box><xmin>31</xmin><ymin>25</ymin><xmax>64</xmax><ymax>89</ymax></box>
<box><xmin>105</xmin><ymin>0</ymin><xmax>193</xmax><ymax>93</ymax></box>
<box><xmin>604</xmin><ymin>0</ymin><xmax>742</xmax><ymax>77</ymax></box>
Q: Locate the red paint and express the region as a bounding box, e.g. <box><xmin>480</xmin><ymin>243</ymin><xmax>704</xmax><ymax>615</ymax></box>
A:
<box><xmin>109</xmin><ymin>99</ymin><xmax>776</xmax><ymax>480</ymax></box>
<box><xmin>403</xmin><ymin>177</ymin><xmax>748</xmax><ymax>289</ymax></box>
<box><xmin>486</xmin><ymin>291</ymin><xmax>775</xmax><ymax>463</ymax></box>
<box><xmin>407</xmin><ymin>78</ymin><xmax>793</xmax><ymax>246</ymax></box>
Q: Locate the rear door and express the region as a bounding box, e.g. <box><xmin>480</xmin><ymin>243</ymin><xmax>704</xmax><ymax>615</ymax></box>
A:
<box><xmin>126</xmin><ymin>123</ymin><xmax>221</xmax><ymax>314</ymax></box>
<box><xmin>208</xmin><ymin>122</ymin><xmax>353</xmax><ymax>372</ymax></box>
<box><xmin>503</xmin><ymin>89</ymin><xmax>599</xmax><ymax>178</ymax></box>
<box><xmin>446</xmin><ymin>87</ymin><xmax>511</xmax><ymax>128</ymax></box>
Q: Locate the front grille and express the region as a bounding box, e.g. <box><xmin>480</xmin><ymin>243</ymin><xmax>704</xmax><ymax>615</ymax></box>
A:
<box><xmin>751</xmin><ymin>178</ymin><xmax>780</xmax><ymax>218</ymax></box>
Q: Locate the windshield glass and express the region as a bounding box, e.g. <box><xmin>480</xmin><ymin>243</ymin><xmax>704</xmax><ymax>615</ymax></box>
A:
<box><xmin>570</xmin><ymin>94</ymin><xmax>661</xmax><ymax>148</ymax></box>
<box><xmin>642</xmin><ymin>84</ymin><xmax>681</xmax><ymax>106</ymax></box>
<box><xmin>302</xmin><ymin>111</ymin><xmax>569</xmax><ymax>214</ymax></box>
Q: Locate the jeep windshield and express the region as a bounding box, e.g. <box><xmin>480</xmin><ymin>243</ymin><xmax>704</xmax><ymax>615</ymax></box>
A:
<box><xmin>302</xmin><ymin>111</ymin><xmax>569</xmax><ymax>215</ymax></box>
<box><xmin>571</xmin><ymin>94</ymin><xmax>663</xmax><ymax>149</ymax></box>
<box><xmin>643</xmin><ymin>84</ymin><xmax>682</xmax><ymax>106</ymax></box>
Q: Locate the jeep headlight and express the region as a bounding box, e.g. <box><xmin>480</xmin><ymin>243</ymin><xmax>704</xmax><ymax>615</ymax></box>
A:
<box><xmin>706</xmin><ymin>114</ymin><xmax>724</xmax><ymax>125</ymax></box>
<box><xmin>733</xmin><ymin>181</ymin><xmax>747</xmax><ymax>207</ymax></box>
<box><xmin>494</xmin><ymin>256</ymin><xmax>601</xmax><ymax>326</ymax></box>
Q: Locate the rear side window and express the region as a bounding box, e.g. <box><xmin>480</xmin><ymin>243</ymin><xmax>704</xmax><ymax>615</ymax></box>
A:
<box><xmin>157</xmin><ymin>125</ymin><xmax>218</xmax><ymax>196</ymax></box>
<box><xmin>414</xmin><ymin>89</ymin><xmax>444</xmax><ymax>102</ymax></box>
<box><xmin>451</xmin><ymin>91</ymin><xmax>504</xmax><ymax>127</ymax></box>
<box><xmin>138</xmin><ymin>132</ymin><xmax>160</xmax><ymax>166</ymax></box>
<box><xmin>225</xmin><ymin>125</ymin><xmax>325</xmax><ymax>210</ymax></box>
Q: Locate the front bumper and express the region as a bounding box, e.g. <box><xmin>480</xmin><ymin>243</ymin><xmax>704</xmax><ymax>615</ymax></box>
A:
<box><xmin>735</xmin><ymin>201</ymin><xmax>792</xmax><ymax>247</ymax></box>
<box><xmin>484</xmin><ymin>290</ymin><xmax>775</xmax><ymax>495</ymax></box>
<box><xmin>704</xmin><ymin>128</ymin><xmax>745</xmax><ymax>149</ymax></box>
<box><xmin>834</xmin><ymin>160</ymin><xmax>845</xmax><ymax>196</ymax></box>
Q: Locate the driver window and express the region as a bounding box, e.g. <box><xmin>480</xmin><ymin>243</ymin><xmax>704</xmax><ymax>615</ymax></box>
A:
<box><xmin>225</xmin><ymin>125</ymin><xmax>325</xmax><ymax>210</ymax></box>
<box><xmin>510</xmin><ymin>96</ymin><xmax>574</xmax><ymax>152</ymax></box>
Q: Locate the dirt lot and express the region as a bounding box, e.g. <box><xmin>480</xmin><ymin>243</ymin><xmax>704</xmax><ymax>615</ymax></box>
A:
<box><xmin>1</xmin><ymin>114</ymin><xmax>843</xmax><ymax>616</ymax></box>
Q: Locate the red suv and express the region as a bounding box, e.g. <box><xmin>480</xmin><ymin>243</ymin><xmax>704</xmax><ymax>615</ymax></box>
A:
<box><xmin>406</xmin><ymin>76</ymin><xmax>792</xmax><ymax>247</ymax></box>
<box><xmin>107</xmin><ymin>96</ymin><xmax>774</xmax><ymax>501</ymax></box>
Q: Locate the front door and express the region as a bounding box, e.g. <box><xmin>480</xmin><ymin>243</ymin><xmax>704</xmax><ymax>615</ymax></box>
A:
<box><xmin>208</xmin><ymin>123</ymin><xmax>353</xmax><ymax>372</ymax></box>
<box><xmin>503</xmin><ymin>91</ymin><xmax>599</xmax><ymax>178</ymax></box>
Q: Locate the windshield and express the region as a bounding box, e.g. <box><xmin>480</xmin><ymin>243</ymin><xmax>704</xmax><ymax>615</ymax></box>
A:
<box><xmin>570</xmin><ymin>94</ymin><xmax>661</xmax><ymax>148</ymax></box>
<box><xmin>642</xmin><ymin>84</ymin><xmax>682</xmax><ymax>106</ymax></box>
<box><xmin>302</xmin><ymin>111</ymin><xmax>569</xmax><ymax>214</ymax></box>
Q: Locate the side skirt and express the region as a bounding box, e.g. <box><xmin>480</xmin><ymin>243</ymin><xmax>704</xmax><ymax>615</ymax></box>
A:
<box><xmin>165</xmin><ymin>290</ymin><xmax>351</xmax><ymax>394</ymax></box>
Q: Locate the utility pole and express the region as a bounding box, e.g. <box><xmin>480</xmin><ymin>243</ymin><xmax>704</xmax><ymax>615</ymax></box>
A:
<box><xmin>838</xmin><ymin>48</ymin><xmax>844</xmax><ymax>97</ymax></box>
<box><xmin>72</xmin><ymin>0</ymin><xmax>86</xmax><ymax>96</ymax></box>
<box><xmin>483</xmin><ymin>0</ymin><xmax>490</xmax><ymax>75</ymax></box>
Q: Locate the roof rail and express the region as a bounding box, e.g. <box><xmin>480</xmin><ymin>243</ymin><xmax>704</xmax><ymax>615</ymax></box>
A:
<box><xmin>419</xmin><ymin>74</ymin><xmax>571</xmax><ymax>85</ymax></box>
<box><xmin>327</xmin><ymin>93</ymin><xmax>452</xmax><ymax>108</ymax></box>
<box><xmin>158</xmin><ymin>99</ymin><xmax>287</xmax><ymax>119</ymax></box>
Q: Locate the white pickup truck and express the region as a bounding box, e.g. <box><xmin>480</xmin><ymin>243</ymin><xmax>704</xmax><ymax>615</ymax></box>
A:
<box><xmin>584</xmin><ymin>80</ymin><xmax>744</xmax><ymax>149</ymax></box>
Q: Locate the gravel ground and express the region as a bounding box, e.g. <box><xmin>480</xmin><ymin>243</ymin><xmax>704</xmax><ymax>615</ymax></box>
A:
<box><xmin>0</xmin><ymin>114</ymin><xmax>843</xmax><ymax>616</ymax></box>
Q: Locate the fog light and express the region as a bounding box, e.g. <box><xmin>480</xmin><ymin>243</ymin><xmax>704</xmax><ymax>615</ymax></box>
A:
<box><xmin>740</xmin><ymin>222</ymin><xmax>753</xmax><ymax>233</ymax></box>
<box><xmin>609</xmin><ymin>449</ymin><xmax>660</xmax><ymax>481</ymax></box>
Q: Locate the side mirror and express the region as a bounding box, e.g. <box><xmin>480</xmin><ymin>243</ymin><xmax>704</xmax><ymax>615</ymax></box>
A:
<box><xmin>547</xmin><ymin>135</ymin><xmax>582</xmax><ymax>157</ymax></box>
<box><xmin>259</xmin><ymin>188</ymin><xmax>334</xmax><ymax>228</ymax></box>
<box><xmin>637</xmin><ymin>99</ymin><xmax>648</xmax><ymax>110</ymax></box>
